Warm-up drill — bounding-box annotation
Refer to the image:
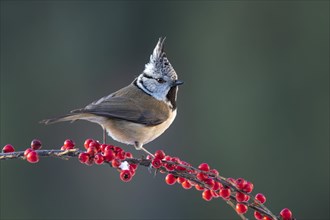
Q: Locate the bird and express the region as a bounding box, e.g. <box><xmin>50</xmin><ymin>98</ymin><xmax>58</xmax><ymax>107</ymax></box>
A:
<box><xmin>41</xmin><ymin>37</ymin><xmax>183</xmax><ymax>156</ymax></box>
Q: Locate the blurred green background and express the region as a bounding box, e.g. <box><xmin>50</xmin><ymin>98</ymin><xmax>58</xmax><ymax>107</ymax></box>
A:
<box><xmin>0</xmin><ymin>1</ymin><xmax>329</xmax><ymax>219</ymax></box>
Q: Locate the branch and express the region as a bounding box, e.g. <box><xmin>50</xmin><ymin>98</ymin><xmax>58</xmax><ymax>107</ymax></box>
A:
<box><xmin>0</xmin><ymin>139</ymin><xmax>295</xmax><ymax>220</ymax></box>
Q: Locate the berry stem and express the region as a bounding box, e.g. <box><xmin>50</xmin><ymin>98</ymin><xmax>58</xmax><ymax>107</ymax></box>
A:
<box><xmin>0</xmin><ymin>146</ymin><xmax>288</xmax><ymax>220</ymax></box>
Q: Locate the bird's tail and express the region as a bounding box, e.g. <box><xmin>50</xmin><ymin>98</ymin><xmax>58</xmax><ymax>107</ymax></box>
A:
<box><xmin>40</xmin><ymin>113</ymin><xmax>89</xmax><ymax>125</ymax></box>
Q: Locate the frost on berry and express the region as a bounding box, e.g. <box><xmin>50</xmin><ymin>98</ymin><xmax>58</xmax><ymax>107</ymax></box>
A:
<box><xmin>26</xmin><ymin>151</ymin><xmax>39</xmax><ymax>163</ymax></box>
<box><xmin>119</xmin><ymin>161</ymin><xmax>130</xmax><ymax>170</ymax></box>
<box><xmin>31</xmin><ymin>139</ymin><xmax>42</xmax><ymax>150</ymax></box>
<box><xmin>2</xmin><ymin>144</ymin><xmax>15</xmax><ymax>153</ymax></box>
<box><xmin>280</xmin><ymin>208</ymin><xmax>293</xmax><ymax>220</ymax></box>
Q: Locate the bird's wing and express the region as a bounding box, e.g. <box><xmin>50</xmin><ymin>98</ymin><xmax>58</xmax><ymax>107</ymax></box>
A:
<box><xmin>71</xmin><ymin>96</ymin><xmax>168</xmax><ymax>126</ymax></box>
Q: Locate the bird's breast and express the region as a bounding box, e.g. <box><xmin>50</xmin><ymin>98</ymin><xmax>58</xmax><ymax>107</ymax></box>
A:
<box><xmin>103</xmin><ymin>109</ymin><xmax>177</xmax><ymax>146</ymax></box>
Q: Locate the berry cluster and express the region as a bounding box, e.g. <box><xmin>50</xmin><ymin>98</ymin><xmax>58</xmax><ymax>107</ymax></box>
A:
<box><xmin>1</xmin><ymin>139</ymin><xmax>294</xmax><ymax>220</ymax></box>
<box><xmin>78</xmin><ymin>139</ymin><xmax>137</xmax><ymax>182</ymax></box>
<box><xmin>24</xmin><ymin>139</ymin><xmax>42</xmax><ymax>163</ymax></box>
<box><xmin>149</xmin><ymin>151</ymin><xmax>293</xmax><ymax>220</ymax></box>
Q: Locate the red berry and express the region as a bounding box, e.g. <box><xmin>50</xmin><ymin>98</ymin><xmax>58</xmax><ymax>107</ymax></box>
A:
<box><xmin>63</xmin><ymin>139</ymin><xmax>75</xmax><ymax>149</ymax></box>
<box><xmin>78</xmin><ymin>152</ymin><xmax>90</xmax><ymax>164</ymax></box>
<box><xmin>219</xmin><ymin>188</ymin><xmax>231</xmax><ymax>199</ymax></box>
<box><xmin>129</xmin><ymin>166</ymin><xmax>136</xmax><ymax>176</ymax></box>
<box><xmin>165</xmin><ymin>163</ymin><xmax>175</xmax><ymax>171</ymax></box>
<box><xmin>165</xmin><ymin>174</ymin><xmax>176</xmax><ymax>185</ymax></box>
<box><xmin>103</xmin><ymin>147</ymin><xmax>115</xmax><ymax>161</ymax></box>
<box><xmin>26</xmin><ymin>151</ymin><xmax>39</xmax><ymax>163</ymax></box>
<box><xmin>196</xmin><ymin>172</ymin><xmax>208</xmax><ymax>181</ymax></box>
<box><xmin>171</xmin><ymin>157</ymin><xmax>181</xmax><ymax>163</ymax></box>
<box><xmin>130</xmin><ymin>163</ymin><xmax>138</xmax><ymax>171</ymax></box>
<box><xmin>24</xmin><ymin>148</ymin><xmax>33</xmax><ymax>157</ymax></box>
<box><xmin>235</xmin><ymin>192</ymin><xmax>247</xmax><ymax>202</ymax></box>
<box><xmin>210</xmin><ymin>190</ymin><xmax>219</xmax><ymax>198</ymax></box>
<box><xmin>154</xmin><ymin>150</ymin><xmax>166</xmax><ymax>159</ymax></box>
<box><xmin>151</xmin><ymin>158</ymin><xmax>162</xmax><ymax>168</ymax></box>
<box><xmin>204</xmin><ymin>178</ymin><xmax>215</xmax><ymax>188</ymax></box>
<box><xmin>254</xmin><ymin>211</ymin><xmax>263</xmax><ymax>220</ymax></box>
<box><xmin>111</xmin><ymin>159</ymin><xmax>121</xmax><ymax>168</ymax></box>
<box><xmin>125</xmin><ymin>152</ymin><xmax>133</xmax><ymax>158</ymax></box>
<box><xmin>100</xmin><ymin>144</ymin><xmax>107</xmax><ymax>152</ymax></box>
<box><xmin>244</xmin><ymin>194</ymin><xmax>250</xmax><ymax>202</ymax></box>
<box><xmin>263</xmin><ymin>216</ymin><xmax>272</xmax><ymax>220</ymax></box>
<box><xmin>31</xmin><ymin>139</ymin><xmax>42</xmax><ymax>150</ymax></box>
<box><xmin>84</xmin><ymin>139</ymin><xmax>94</xmax><ymax>149</ymax></box>
<box><xmin>94</xmin><ymin>153</ymin><xmax>104</xmax><ymax>165</ymax></box>
<box><xmin>227</xmin><ymin>177</ymin><xmax>236</xmax><ymax>184</ymax></box>
<box><xmin>236</xmin><ymin>178</ymin><xmax>247</xmax><ymax>190</ymax></box>
<box><xmin>244</xmin><ymin>181</ymin><xmax>254</xmax><ymax>193</ymax></box>
<box><xmin>195</xmin><ymin>184</ymin><xmax>204</xmax><ymax>191</ymax></box>
<box><xmin>202</xmin><ymin>189</ymin><xmax>213</xmax><ymax>201</ymax></box>
<box><xmin>120</xmin><ymin>170</ymin><xmax>132</xmax><ymax>182</ymax></box>
<box><xmin>212</xmin><ymin>181</ymin><xmax>221</xmax><ymax>191</ymax></box>
<box><xmin>280</xmin><ymin>208</ymin><xmax>292</xmax><ymax>220</ymax></box>
<box><xmin>89</xmin><ymin>140</ymin><xmax>100</xmax><ymax>150</ymax></box>
<box><xmin>236</xmin><ymin>203</ymin><xmax>248</xmax><ymax>214</ymax></box>
<box><xmin>210</xmin><ymin>168</ymin><xmax>219</xmax><ymax>176</ymax></box>
<box><xmin>181</xmin><ymin>180</ymin><xmax>192</xmax><ymax>189</ymax></box>
<box><xmin>113</xmin><ymin>146</ymin><xmax>123</xmax><ymax>153</ymax></box>
<box><xmin>198</xmin><ymin>163</ymin><xmax>210</xmax><ymax>171</ymax></box>
<box><xmin>2</xmin><ymin>144</ymin><xmax>15</xmax><ymax>153</ymax></box>
<box><xmin>176</xmin><ymin>164</ymin><xmax>186</xmax><ymax>171</ymax></box>
<box><xmin>85</xmin><ymin>158</ymin><xmax>93</xmax><ymax>166</ymax></box>
<box><xmin>177</xmin><ymin>177</ymin><xmax>186</xmax><ymax>184</ymax></box>
<box><xmin>255</xmin><ymin>193</ymin><xmax>266</xmax><ymax>204</ymax></box>
<box><xmin>87</xmin><ymin>146</ymin><xmax>98</xmax><ymax>156</ymax></box>
<box><xmin>116</xmin><ymin>150</ymin><xmax>126</xmax><ymax>160</ymax></box>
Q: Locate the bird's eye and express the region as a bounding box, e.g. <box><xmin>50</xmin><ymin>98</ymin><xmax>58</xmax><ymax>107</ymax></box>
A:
<box><xmin>156</xmin><ymin>78</ymin><xmax>166</xmax><ymax>84</ymax></box>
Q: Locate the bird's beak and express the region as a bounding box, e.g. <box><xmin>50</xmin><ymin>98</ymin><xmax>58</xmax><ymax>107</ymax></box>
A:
<box><xmin>173</xmin><ymin>80</ymin><xmax>184</xmax><ymax>86</ymax></box>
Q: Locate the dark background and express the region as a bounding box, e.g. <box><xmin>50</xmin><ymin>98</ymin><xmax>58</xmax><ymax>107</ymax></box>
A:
<box><xmin>1</xmin><ymin>1</ymin><xmax>329</xmax><ymax>219</ymax></box>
